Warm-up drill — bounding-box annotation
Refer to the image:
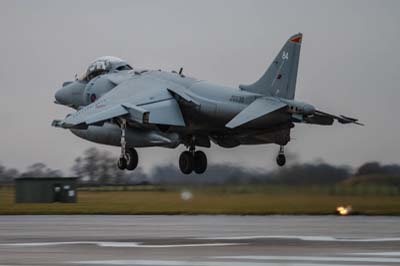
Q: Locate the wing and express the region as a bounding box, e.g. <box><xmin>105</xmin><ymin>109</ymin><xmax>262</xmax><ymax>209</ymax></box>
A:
<box><xmin>226</xmin><ymin>97</ymin><xmax>287</xmax><ymax>129</ymax></box>
<box><xmin>303</xmin><ymin>110</ymin><xmax>364</xmax><ymax>126</ymax></box>
<box><xmin>53</xmin><ymin>75</ymin><xmax>186</xmax><ymax>129</ymax></box>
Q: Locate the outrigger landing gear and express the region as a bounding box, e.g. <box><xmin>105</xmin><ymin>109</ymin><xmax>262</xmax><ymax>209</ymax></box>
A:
<box><xmin>117</xmin><ymin>119</ymin><xmax>138</xmax><ymax>171</ymax></box>
<box><xmin>179</xmin><ymin>142</ymin><xmax>207</xmax><ymax>175</ymax></box>
<box><xmin>276</xmin><ymin>145</ymin><xmax>286</xmax><ymax>167</ymax></box>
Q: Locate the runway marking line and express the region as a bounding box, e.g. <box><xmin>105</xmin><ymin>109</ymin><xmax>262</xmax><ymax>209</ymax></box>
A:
<box><xmin>69</xmin><ymin>259</ymin><xmax>391</xmax><ymax>266</ymax></box>
<box><xmin>194</xmin><ymin>235</ymin><xmax>400</xmax><ymax>242</ymax></box>
<box><xmin>350</xmin><ymin>252</ymin><xmax>400</xmax><ymax>256</ymax></box>
<box><xmin>0</xmin><ymin>241</ymin><xmax>243</xmax><ymax>248</ymax></box>
<box><xmin>215</xmin><ymin>255</ymin><xmax>400</xmax><ymax>263</ymax></box>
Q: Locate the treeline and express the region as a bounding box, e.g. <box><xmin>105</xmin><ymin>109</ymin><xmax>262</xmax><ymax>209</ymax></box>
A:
<box><xmin>149</xmin><ymin>161</ymin><xmax>400</xmax><ymax>186</ymax></box>
<box><xmin>0</xmin><ymin>162</ymin><xmax>63</xmax><ymax>183</ymax></box>
<box><xmin>1</xmin><ymin>147</ymin><xmax>400</xmax><ymax>186</ymax></box>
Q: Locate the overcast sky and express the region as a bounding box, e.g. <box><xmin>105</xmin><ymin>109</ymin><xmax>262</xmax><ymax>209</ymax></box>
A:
<box><xmin>0</xmin><ymin>0</ymin><xmax>399</xmax><ymax>174</ymax></box>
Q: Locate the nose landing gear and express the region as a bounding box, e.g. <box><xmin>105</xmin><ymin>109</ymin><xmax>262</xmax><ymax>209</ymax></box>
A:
<box><xmin>276</xmin><ymin>145</ymin><xmax>286</xmax><ymax>167</ymax></box>
<box><xmin>179</xmin><ymin>145</ymin><xmax>208</xmax><ymax>175</ymax></box>
<box><xmin>116</xmin><ymin>119</ymin><xmax>138</xmax><ymax>171</ymax></box>
<box><xmin>117</xmin><ymin>157</ymin><xmax>127</xmax><ymax>170</ymax></box>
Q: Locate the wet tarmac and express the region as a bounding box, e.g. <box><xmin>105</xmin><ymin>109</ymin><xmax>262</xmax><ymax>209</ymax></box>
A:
<box><xmin>0</xmin><ymin>215</ymin><xmax>399</xmax><ymax>265</ymax></box>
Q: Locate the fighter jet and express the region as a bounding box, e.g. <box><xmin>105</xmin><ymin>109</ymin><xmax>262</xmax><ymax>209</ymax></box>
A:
<box><xmin>53</xmin><ymin>33</ymin><xmax>362</xmax><ymax>174</ymax></box>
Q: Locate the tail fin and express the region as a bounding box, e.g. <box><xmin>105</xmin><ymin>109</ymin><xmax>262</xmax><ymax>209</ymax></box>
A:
<box><xmin>240</xmin><ymin>33</ymin><xmax>302</xmax><ymax>99</ymax></box>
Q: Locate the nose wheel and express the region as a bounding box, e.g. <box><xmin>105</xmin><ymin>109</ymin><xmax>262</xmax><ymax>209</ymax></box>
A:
<box><xmin>179</xmin><ymin>147</ymin><xmax>207</xmax><ymax>175</ymax></box>
<box><xmin>276</xmin><ymin>145</ymin><xmax>286</xmax><ymax>167</ymax></box>
<box><xmin>116</xmin><ymin>119</ymin><xmax>138</xmax><ymax>171</ymax></box>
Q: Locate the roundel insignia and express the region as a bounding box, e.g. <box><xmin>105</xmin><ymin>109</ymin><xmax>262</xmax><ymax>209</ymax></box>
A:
<box><xmin>90</xmin><ymin>94</ymin><xmax>97</xmax><ymax>102</ymax></box>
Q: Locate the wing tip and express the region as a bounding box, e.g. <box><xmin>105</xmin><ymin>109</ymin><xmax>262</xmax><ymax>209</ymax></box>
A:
<box><xmin>225</xmin><ymin>122</ymin><xmax>237</xmax><ymax>129</ymax></box>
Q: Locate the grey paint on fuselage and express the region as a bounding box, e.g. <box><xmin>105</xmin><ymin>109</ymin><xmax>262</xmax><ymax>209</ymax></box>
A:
<box><xmin>69</xmin><ymin>68</ymin><xmax>290</xmax><ymax>147</ymax></box>
<box><xmin>64</xmin><ymin>68</ymin><xmax>290</xmax><ymax>148</ymax></box>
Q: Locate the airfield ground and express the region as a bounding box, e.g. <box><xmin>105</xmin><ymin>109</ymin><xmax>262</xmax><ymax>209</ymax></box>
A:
<box><xmin>1</xmin><ymin>215</ymin><xmax>400</xmax><ymax>266</ymax></box>
<box><xmin>1</xmin><ymin>185</ymin><xmax>400</xmax><ymax>215</ymax></box>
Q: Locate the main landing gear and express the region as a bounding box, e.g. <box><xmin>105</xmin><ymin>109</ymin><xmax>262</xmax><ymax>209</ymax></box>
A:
<box><xmin>179</xmin><ymin>146</ymin><xmax>207</xmax><ymax>175</ymax></box>
<box><xmin>276</xmin><ymin>145</ymin><xmax>286</xmax><ymax>167</ymax></box>
<box><xmin>117</xmin><ymin>119</ymin><xmax>138</xmax><ymax>171</ymax></box>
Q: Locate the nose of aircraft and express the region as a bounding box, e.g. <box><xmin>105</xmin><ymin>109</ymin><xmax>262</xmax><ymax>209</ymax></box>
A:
<box><xmin>55</xmin><ymin>81</ymin><xmax>87</xmax><ymax>108</ymax></box>
<box><xmin>55</xmin><ymin>87</ymin><xmax>70</xmax><ymax>105</ymax></box>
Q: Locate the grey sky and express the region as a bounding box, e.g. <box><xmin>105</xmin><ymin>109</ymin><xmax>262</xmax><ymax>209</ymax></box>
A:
<box><xmin>0</xmin><ymin>0</ymin><xmax>399</xmax><ymax>174</ymax></box>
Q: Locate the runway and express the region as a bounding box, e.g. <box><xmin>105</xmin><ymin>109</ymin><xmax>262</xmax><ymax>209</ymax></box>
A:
<box><xmin>0</xmin><ymin>215</ymin><xmax>400</xmax><ymax>266</ymax></box>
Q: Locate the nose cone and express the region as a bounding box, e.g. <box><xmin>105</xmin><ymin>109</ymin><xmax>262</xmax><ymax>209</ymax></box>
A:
<box><xmin>54</xmin><ymin>81</ymin><xmax>86</xmax><ymax>108</ymax></box>
<box><xmin>55</xmin><ymin>87</ymin><xmax>70</xmax><ymax>105</ymax></box>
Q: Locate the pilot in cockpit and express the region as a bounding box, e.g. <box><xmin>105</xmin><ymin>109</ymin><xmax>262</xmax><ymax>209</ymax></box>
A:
<box><xmin>79</xmin><ymin>56</ymin><xmax>133</xmax><ymax>81</ymax></box>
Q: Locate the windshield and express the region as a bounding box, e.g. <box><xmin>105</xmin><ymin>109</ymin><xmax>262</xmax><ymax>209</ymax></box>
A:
<box><xmin>79</xmin><ymin>59</ymin><xmax>111</xmax><ymax>81</ymax></box>
<box><xmin>79</xmin><ymin>56</ymin><xmax>130</xmax><ymax>81</ymax></box>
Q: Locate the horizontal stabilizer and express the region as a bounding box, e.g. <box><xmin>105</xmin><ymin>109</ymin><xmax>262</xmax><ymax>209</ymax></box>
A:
<box><xmin>303</xmin><ymin>115</ymin><xmax>334</xmax><ymax>126</ymax></box>
<box><xmin>314</xmin><ymin>110</ymin><xmax>364</xmax><ymax>126</ymax></box>
<box><xmin>338</xmin><ymin>115</ymin><xmax>363</xmax><ymax>125</ymax></box>
<box><xmin>226</xmin><ymin>97</ymin><xmax>287</xmax><ymax>129</ymax></box>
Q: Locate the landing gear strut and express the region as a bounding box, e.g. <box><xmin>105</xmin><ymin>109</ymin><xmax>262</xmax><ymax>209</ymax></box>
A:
<box><xmin>276</xmin><ymin>145</ymin><xmax>286</xmax><ymax>167</ymax></box>
<box><xmin>179</xmin><ymin>142</ymin><xmax>207</xmax><ymax>174</ymax></box>
<box><xmin>117</xmin><ymin>119</ymin><xmax>138</xmax><ymax>171</ymax></box>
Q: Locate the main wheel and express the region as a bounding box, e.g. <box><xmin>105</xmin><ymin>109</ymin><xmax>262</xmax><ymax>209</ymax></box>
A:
<box><xmin>179</xmin><ymin>151</ymin><xmax>193</xmax><ymax>175</ymax></box>
<box><xmin>276</xmin><ymin>154</ymin><xmax>286</xmax><ymax>167</ymax></box>
<box><xmin>117</xmin><ymin>157</ymin><xmax>127</xmax><ymax>170</ymax></box>
<box><xmin>193</xmin><ymin>150</ymin><xmax>207</xmax><ymax>174</ymax></box>
<box><xmin>125</xmin><ymin>148</ymin><xmax>138</xmax><ymax>171</ymax></box>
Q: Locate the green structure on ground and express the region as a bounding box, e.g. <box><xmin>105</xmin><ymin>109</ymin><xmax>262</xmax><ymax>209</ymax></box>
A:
<box><xmin>15</xmin><ymin>177</ymin><xmax>77</xmax><ymax>203</ymax></box>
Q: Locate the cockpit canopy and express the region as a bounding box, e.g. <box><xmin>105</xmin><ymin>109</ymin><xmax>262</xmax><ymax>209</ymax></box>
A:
<box><xmin>79</xmin><ymin>56</ymin><xmax>132</xmax><ymax>81</ymax></box>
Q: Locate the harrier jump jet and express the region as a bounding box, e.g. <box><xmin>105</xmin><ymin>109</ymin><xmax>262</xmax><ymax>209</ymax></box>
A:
<box><xmin>53</xmin><ymin>33</ymin><xmax>361</xmax><ymax>174</ymax></box>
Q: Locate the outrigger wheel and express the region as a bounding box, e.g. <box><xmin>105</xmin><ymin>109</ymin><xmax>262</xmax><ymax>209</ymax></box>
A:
<box><xmin>276</xmin><ymin>145</ymin><xmax>286</xmax><ymax>167</ymax></box>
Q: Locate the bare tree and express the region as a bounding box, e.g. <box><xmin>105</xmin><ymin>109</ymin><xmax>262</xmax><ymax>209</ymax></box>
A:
<box><xmin>71</xmin><ymin>147</ymin><xmax>128</xmax><ymax>184</ymax></box>
<box><xmin>0</xmin><ymin>163</ymin><xmax>20</xmax><ymax>183</ymax></box>
<box><xmin>20</xmin><ymin>162</ymin><xmax>63</xmax><ymax>178</ymax></box>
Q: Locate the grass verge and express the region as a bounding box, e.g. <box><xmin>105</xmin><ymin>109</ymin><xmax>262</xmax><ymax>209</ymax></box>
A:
<box><xmin>1</xmin><ymin>185</ymin><xmax>400</xmax><ymax>215</ymax></box>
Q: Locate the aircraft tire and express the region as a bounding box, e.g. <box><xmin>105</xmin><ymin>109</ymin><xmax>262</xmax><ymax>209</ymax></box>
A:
<box><xmin>193</xmin><ymin>151</ymin><xmax>207</xmax><ymax>174</ymax></box>
<box><xmin>179</xmin><ymin>151</ymin><xmax>193</xmax><ymax>175</ymax></box>
<box><xmin>276</xmin><ymin>154</ymin><xmax>286</xmax><ymax>167</ymax></box>
<box><xmin>117</xmin><ymin>157</ymin><xmax>127</xmax><ymax>170</ymax></box>
<box><xmin>126</xmin><ymin>148</ymin><xmax>138</xmax><ymax>171</ymax></box>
